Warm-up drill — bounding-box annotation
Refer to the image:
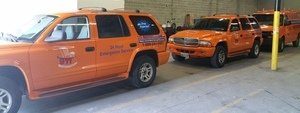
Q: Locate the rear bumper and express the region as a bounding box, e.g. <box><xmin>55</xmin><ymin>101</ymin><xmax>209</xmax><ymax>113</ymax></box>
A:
<box><xmin>158</xmin><ymin>51</ymin><xmax>170</xmax><ymax>66</ymax></box>
<box><xmin>168</xmin><ymin>44</ymin><xmax>215</xmax><ymax>58</ymax></box>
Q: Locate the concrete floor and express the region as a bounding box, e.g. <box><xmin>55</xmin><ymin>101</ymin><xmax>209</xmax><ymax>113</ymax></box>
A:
<box><xmin>19</xmin><ymin>46</ymin><xmax>300</xmax><ymax>113</ymax></box>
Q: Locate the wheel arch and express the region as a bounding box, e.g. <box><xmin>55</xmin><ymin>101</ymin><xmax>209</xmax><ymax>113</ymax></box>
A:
<box><xmin>0</xmin><ymin>66</ymin><xmax>29</xmax><ymax>95</ymax></box>
<box><xmin>216</xmin><ymin>41</ymin><xmax>228</xmax><ymax>52</ymax></box>
<box><xmin>127</xmin><ymin>49</ymin><xmax>158</xmax><ymax>73</ymax></box>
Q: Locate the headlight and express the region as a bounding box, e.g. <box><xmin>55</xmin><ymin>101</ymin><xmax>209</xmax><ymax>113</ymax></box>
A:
<box><xmin>198</xmin><ymin>40</ymin><xmax>212</xmax><ymax>47</ymax></box>
<box><xmin>168</xmin><ymin>38</ymin><xmax>174</xmax><ymax>43</ymax></box>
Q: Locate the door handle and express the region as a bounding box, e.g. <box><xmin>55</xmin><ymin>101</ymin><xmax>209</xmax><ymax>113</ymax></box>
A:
<box><xmin>130</xmin><ymin>43</ymin><xmax>137</xmax><ymax>47</ymax></box>
<box><xmin>85</xmin><ymin>47</ymin><xmax>95</xmax><ymax>52</ymax></box>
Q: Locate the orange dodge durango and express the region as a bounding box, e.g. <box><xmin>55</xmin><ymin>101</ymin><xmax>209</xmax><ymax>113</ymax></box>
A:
<box><xmin>253</xmin><ymin>10</ymin><xmax>300</xmax><ymax>52</ymax></box>
<box><xmin>0</xmin><ymin>8</ymin><xmax>169</xmax><ymax>113</ymax></box>
<box><xmin>168</xmin><ymin>14</ymin><xmax>262</xmax><ymax>68</ymax></box>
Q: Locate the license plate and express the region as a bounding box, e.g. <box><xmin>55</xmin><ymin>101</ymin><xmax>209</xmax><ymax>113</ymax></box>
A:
<box><xmin>180</xmin><ymin>52</ymin><xmax>189</xmax><ymax>59</ymax></box>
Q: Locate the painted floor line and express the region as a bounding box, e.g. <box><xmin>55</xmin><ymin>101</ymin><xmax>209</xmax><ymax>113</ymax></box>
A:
<box><xmin>211</xmin><ymin>89</ymin><xmax>263</xmax><ymax>113</ymax></box>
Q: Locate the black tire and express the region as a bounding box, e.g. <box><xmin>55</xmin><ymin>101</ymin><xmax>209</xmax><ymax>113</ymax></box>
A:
<box><xmin>249</xmin><ymin>40</ymin><xmax>260</xmax><ymax>58</ymax></box>
<box><xmin>172</xmin><ymin>53</ymin><xmax>185</xmax><ymax>62</ymax></box>
<box><xmin>0</xmin><ymin>77</ymin><xmax>22</xmax><ymax>113</ymax></box>
<box><xmin>292</xmin><ymin>34</ymin><xmax>300</xmax><ymax>47</ymax></box>
<box><xmin>278</xmin><ymin>38</ymin><xmax>285</xmax><ymax>52</ymax></box>
<box><xmin>129</xmin><ymin>56</ymin><xmax>156</xmax><ymax>88</ymax></box>
<box><xmin>210</xmin><ymin>46</ymin><xmax>227</xmax><ymax>68</ymax></box>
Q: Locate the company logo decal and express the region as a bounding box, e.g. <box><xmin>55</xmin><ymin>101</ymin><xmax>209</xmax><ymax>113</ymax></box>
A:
<box><xmin>57</xmin><ymin>47</ymin><xmax>77</xmax><ymax>68</ymax></box>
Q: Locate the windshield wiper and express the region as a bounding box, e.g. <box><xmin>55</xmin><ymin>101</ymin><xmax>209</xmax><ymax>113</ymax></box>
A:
<box><xmin>0</xmin><ymin>32</ymin><xmax>18</xmax><ymax>42</ymax></box>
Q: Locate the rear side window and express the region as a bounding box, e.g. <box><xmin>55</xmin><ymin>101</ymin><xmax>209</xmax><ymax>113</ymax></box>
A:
<box><xmin>230</xmin><ymin>19</ymin><xmax>240</xmax><ymax>32</ymax></box>
<box><xmin>240</xmin><ymin>18</ymin><xmax>252</xmax><ymax>30</ymax></box>
<box><xmin>248</xmin><ymin>18</ymin><xmax>260</xmax><ymax>29</ymax></box>
<box><xmin>129</xmin><ymin>16</ymin><xmax>159</xmax><ymax>35</ymax></box>
<box><xmin>96</xmin><ymin>15</ymin><xmax>130</xmax><ymax>38</ymax></box>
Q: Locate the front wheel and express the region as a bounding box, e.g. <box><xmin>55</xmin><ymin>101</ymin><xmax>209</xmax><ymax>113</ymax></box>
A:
<box><xmin>249</xmin><ymin>40</ymin><xmax>260</xmax><ymax>58</ymax></box>
<box><xmin>129</xmin><ymin>56</ymin><xmax>156</xmax><ymax>88</ymax></box>
<box><xmin>210</xmin><ymin>46</ymin><xmax>227</xmax><ymax>68</ymax></box>
<box><xmin>292</xmin><ymin>35</ymin><xmax>299</xmax><ymax>47</ymax></box>
<box><xmin>278</xmin><ymin>38</ymin><xmax>285</xmax><ymax>52</ymax></box>
<box><xmin>0</xmin><ymin>77</ymin><xmax>22</xmax><ymax>113</ymax></box>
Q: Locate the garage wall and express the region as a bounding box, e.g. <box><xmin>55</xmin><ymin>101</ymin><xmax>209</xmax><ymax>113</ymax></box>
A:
<box><xmin>78</xmin><ymin>0</ymin><xmax>124</xmax><ymax>9</ymax></box>
<box><xmin>125</xmin><ymin>0</ymin><xmax>258</xmax><ymax>26</ymax></box>
<box><xmin>258</xmin><ymin>0</ymin><xmax>300</xmax><ymax>11</ymax></box>
<box><xmin>78</xmin><ymin>0</ymin><xmax>258</xmax><ymax>26</ymax></box>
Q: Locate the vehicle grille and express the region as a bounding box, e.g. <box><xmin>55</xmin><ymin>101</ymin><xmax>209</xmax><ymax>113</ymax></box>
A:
<box><xmin>174</xmin><ymin>38</ymin><xmax>199</xmax><ymax>46</ymax></box>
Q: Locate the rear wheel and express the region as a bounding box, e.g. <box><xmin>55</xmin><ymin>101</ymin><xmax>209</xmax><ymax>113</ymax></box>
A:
<box><xmin>129</xmin><ymin>56</ymin><xmax>156</xmax><ymax>88</ymax></box>
<box><xmin>0</xmin><ymin>77</ymin><xmax>22</xmax><ymax>113</ymax></box>
<box><xmin>210</xmin><ymin>46</ymin><xmax>227</xmax><ymax>68</ymax></box>
<box><xmin>292</xmin><ymin>34</ymin><xmax>300</xmax><ymax>47</ymax></box>
<box><xmin>249</xmin><ymin>40</ymin><xmax>260</xmax><ymax>58</ymax></box>
<box><xmin>172</xmin><ymin>53</ymin><xmax>185</xmax><ymax>62</ymax></box>
<box><xmin>278</xmin><ymin>38</ymin><xmax>285</xmax><ymax>52</ymax></box>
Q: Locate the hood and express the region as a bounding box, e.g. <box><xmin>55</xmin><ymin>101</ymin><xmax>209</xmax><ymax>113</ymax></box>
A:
<box><xmin>172</xmin><ymin>30</ymin><xmax>224</xmax><ymax>40</ymax></box>
<box><xmin>260</xmin><ymin>25</ymin><xmax>273</xmax><ymax>32</ymax></box>
<box><xmin>0</xmin><ymin>40</ymin><xmax>32</xmax><ymax>49</ymax></box>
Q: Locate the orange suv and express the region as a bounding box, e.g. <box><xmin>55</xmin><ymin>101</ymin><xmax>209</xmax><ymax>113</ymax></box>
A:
<box><xmin>0</xmin><ymin>8</ymin><xmax>169</xmax><ymax>113</ymax></box>
<box><xmin>168</xmin><ymin>14</ymin><xmax>262</xmax><ymax>68</ymax></box>
<box><xmin>253</xmin><ymin>10</ymin><xmax>300</xmax><ymax>52</ymax></box>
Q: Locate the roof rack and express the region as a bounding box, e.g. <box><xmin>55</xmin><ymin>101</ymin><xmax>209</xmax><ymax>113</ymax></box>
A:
<box><xmin>113</xmin><ymin>8</ymin><xmax>141</xmax><ymax>13</ymax></box>
<box><xmin>78</xmin><ymin>7</ymin><xmax>107</xmax><ymax>12</ymax></box>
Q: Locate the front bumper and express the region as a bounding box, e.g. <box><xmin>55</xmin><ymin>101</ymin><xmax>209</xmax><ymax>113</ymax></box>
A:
<box><xmin>168</xmin><ymin>44</ymin><xmax>215</xmax><ymax>58</ymax></box>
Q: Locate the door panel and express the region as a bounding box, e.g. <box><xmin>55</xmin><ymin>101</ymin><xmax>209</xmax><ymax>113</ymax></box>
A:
<box><xmin>30</xmin><ymin>16</ymin><xmax>96</xmax><ymax>90</ymax></box>
<box><xmin>228</xmin><ymin>19</ymin><xmax>244</xmax><ymax>53</ymax></box>
<box><xmin>94</xmin><ymin>15</ymin><xmax>136</xmax><ymax>79</ymax></box>
<box><xmin>30</xmin><ymin>40</ymin><xmax>96</xmax><ymax>90</ymax></box>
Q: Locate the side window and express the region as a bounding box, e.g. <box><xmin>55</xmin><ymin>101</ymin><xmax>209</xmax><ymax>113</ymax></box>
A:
<box><xmin>96</xmin><ymin>15</ymin><xmax>130</xmax><ymax>38</ymax></box>
<box><xmin>240</xmin><ymin>18</ymin><xmax>252</xmax><ymax>30</ymax></box>
<box><xmin>45</xmin><ymin>16</ymin><xmax>90</xmax><ymax>42</ymax></box>
<box><xmin>230</xmin><ymin>19</ymin><xmax>240</xmax><ymax>32</ymax></box>
<box><xmin>248</xmin><ymin>18</ymin><xmax>260</xmax><ymax>29</ymax></box>
<box><xmin>129</xmin><ymin>16</ymin><xmax>159</xmax><ymax>35</ymax></box>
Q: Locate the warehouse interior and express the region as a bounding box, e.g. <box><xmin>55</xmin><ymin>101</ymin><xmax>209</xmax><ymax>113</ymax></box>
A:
<box><xmin>0</xmin><ymin>0</ymin><xmax>299</xmax><ymax>113</ymax></box>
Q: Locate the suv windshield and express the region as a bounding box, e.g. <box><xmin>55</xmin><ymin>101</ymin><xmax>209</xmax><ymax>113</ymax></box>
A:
<box><xmin>17</xmin><ymin>15</ymin><xmax>57</xmax><ymax>42</ymax></box>
<box><xmin>194</xmin><ymin>18</ymin><xmax>230</xmax><ymax>31</ymax></box>
<box><xmin>253</xmin><ymin>14</ymin><xmax>284</xmax><ymax>26</ymax></box>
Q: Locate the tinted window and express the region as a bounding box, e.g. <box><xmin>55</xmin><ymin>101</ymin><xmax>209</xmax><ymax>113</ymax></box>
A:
<box><xmin>96</xmin><ymin>15</ymin><xmax>130</xmax><ymax>38</ymax></box>
<box><xmin>240</xmin><ymin>18</ymin><xmax>252</xmax><ymax>30</ymax></box>
<box><xmin>45</xmin><ymin>16</ymin><xmax>90</xmax><ymax>42</ymax></box>
<box><xmin>130</xmin><ymin>16</ymin><xmax>159</xmax><ymax>35</ymax></box>
<box><xmin>253</xmin><ymin>14</ymin><xmax>284</xmax><ymax>26</ymax></box>
<box><xmin>230</xmin><ymin>19</ymin><xmax>240</xmax><ymax>32</ymax></box>
<box><xmin>249</xmin><ymin>18</ymin><xmax>260</xmax><ymax>29</ymax></box>
<box><xmin>194</xmin><ymin>18</ymin><xmax>230</xmax><ymax>31</ymax></box>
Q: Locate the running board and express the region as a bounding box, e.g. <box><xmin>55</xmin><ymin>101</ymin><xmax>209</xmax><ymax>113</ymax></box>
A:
<box><xmin>37</xmin><ymin>77</ymin><xmax>126</xmax><ymax>98</ymax></box>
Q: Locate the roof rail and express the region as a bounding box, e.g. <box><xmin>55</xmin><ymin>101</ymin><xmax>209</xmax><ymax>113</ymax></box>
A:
<box><xmin>78</xmin><ymin>7</ymin><xmax>107</xmax><ymax>12</ymax></box>
<box><xmin>113</xmin><ymin>8</ymin><xmax>141</xmax><ymax>13</ymax></box>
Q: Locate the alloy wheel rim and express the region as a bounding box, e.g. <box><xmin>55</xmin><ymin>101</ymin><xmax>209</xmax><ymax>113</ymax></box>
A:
<box><xmin>139</xmin><ymin>63</ymin><xmax>153</xmax><ymax>82</ymax></box>
<box><xmin>0</xmin><ymin>89</ymin><xmax>12</xmax><ymax>113</ymax></box>
<box><xmin>254</xmin><ymin>44</ymin><xmax>260</xmax><ymax>55</ymax></box>
<box><xmin>218</xmin><ymin>50</ymin><xmax>226</xmax><ymax>64</ymax></box>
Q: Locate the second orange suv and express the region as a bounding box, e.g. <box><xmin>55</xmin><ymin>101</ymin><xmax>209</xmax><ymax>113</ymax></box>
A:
<box><xmin>168</xmin><ymin>14</ymin><xmax>262</xmax><ymax>68</ymax></box>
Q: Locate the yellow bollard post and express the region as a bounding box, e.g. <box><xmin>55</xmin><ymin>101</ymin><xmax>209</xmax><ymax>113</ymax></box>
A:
<box><xmin>271</xmin><ymin>0</ymin><xmax>281</xmax><ymax>71</ymax></box>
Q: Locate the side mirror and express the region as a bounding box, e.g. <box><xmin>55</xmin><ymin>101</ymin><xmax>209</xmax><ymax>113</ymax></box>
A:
<box><xmin>45</xmin><ymin>30</ymin><xmax>63</xmax><ymax>42</ymax></box>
